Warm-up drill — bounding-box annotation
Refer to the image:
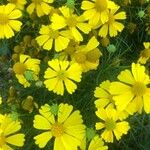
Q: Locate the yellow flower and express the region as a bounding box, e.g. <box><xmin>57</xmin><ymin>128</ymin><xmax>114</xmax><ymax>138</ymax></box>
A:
<box><xmin>72</xmin><ymin>36</ymin><xmax>102</xmax><ymax>72</ymax></box>
<box><xmin>88</xmin><ymin>135</ymin><xmax>108</xmax><ymax>150</ymax></box>
<box><xmin>44</xmin><ymin>59</ymin><xmax>82</xmax><ymax>95</ymax></box>
<box><xmin>94</xmin><ymin>80</ymin><xmax>129</xmax><ymax>120</ymax></box>
<box><xmin>27</xmin><ymin>0</ymin><xmax>54</xmax><ymax>17</ymax></box>
<box><xmin>58</xmin><ymin>40</ymin><xmax>80</xmax><ymax>60</ymax></box>
<box><xmin>98</xmin><ymin>6</ymin><xmax>126</xmax><ymax>37</ymax></box>
<box><xmin>0</xmin><ymin>3</ymin><xmax>22</xmax><ymax>39</ymax></box>
<box><xmin>8</xmin><ymin>0</ymin><xmax>27</xmax><ymax>10</ymax></box>
<box><xmin>51</xmin><ymin>6</ymin><xmax>91</xmax><ymax>41</ymax></box>
<box><xmin>13</xmin><ymin>54</ymin><xmax>40</xmax><ymax>88</ymax></box>
<box><xmin>79</xmin><ymin>135</ymin><xmax>108</xmax><ymax>150</ymax></box>
<box><xmin>94</xmin><ymin>80</ymin><xmax>115</xmax><ymax>109</ymax></box>
<box><xmin>0</xmin><ymin>114</ymin><xmax>25</xmax><ymax>149</ymax></box>
<box><xmin>81</xmin><ymin>0</ymin><xmax>117</xmax><ymax>26</ymax></box>
<box><xmin>110</xmin><ymin>63</ymin><xmax>150</xmax><ymax>114</ymax></box>
<box><xmin>36</xmin><ymin>25</ymin><xmax>70</xmax><ymax>52</ymax></box>
<box><xmin>95</xmin><ymin>108</ymin><xmax>130</xmax><ymax>143</ymax></box>
<box><xmin>33</xmin><ymin>103</ymin><xmax>85</xmax><ymax>149</ymax></box>
<box><xmin>138</xmin><ymin>42</ymin><xmax>150</xmax><ymax>64</ymax></box>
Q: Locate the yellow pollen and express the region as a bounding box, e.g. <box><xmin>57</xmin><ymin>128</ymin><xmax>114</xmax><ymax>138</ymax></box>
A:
<box><xmin>86</xmin><ymin>48</ymin><xmax>101</xmax><ymax>62</ymax></box>
<box><xmin>107</xmin><ymin>14</ymin><xmax>115</xmax><ymax>24</ymax></box>
<box><xmin>66</xmin><ymin>16</ymin><xmax>77</xmax><ymax>27</ymax></box>
<box><xmin>132</xmin><ymin>82</ymin><xmax>147</xmax><ymax>96</ymax></box>
<box><xmin>0</xmin><ymin>133</ymin><xmax>5</xmax><ymax>146</ymax></box>
<box><xmin>95</xmin><ymin>0</ymin><xmax>107</xmax><ymax>12</ymax></box>
<box><xmin>74</xmin><ymin>52</ymin><xmax>86</xmax><ymax>63</ymax></box>
<box><xmin>13</xmin><ymin>62</ymin><xmax>26</xmax><ymax>74</ymax></box>
<box><xmin>0</xmin><ymin>13</ymin><xmax>9</xmax><ymax>25</ymax></box>
<box><xmin>105</xmin><ymin>119</ymin><xmax>116</xmax><ymax>130</ymax></box>
<box><xmin>33</xmin><ymin>0</ymin><xmax>42</xmax><ymax>4</ymax></box>
<box><xmin>9</xmin><ymin>0</ymin><xmax>17</xmax><ymax>3</ymax></box>
<box><xmin>57</xmin><ymin>70</ymin><xmax>66</xmax><ymax>80</ymax></box>
<box><xmin>49</xmin><ymin>29</ymin><xmax>59</xmax><ymax>39</ymax></box>
<box><xmin>51</xmin><ymin>123</ymin><xmax>64</xmax><ymax>137</ymax></box>
<box><xmin>141</xmin><ymin>49</ymin><xmax>150</xmax><ymax>58</ymax></box>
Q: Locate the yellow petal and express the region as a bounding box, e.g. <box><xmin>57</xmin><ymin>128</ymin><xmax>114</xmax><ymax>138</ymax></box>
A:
<box><xmin>77</xmin><ymin>23</ymin><xmax>91</xmax><ymax>34</ymax></box>
<box><xmin>81</xmin><ymin>1</ymin><xmax>95</xmax><ymax>10</ymax></box>
<box><xmin>58</xmin><ymin>103</ymin><xmax>73</xmax><ymax>123</ymax></box>
<box><xmin>43</xmin><ymin>38</ymin><xmax>53</xmax><ymax>50</ymax></box>
<box><xmin>44</xmin><ymin>68</ymin><xmax>57</xmax><ymax>79</ymax></box>
<box><xmin>6</xmin><ymin>134</ymin><xmax>25</xmax><ymax>146</ymax></box>
<box><xmin>41</xmin><ymin>2</ymin><xmax>51</xmax><ymax>15</ymax></box>
<box><xmin>117</xmin><ymin>69</ymin><xmax>135</xmax><ymax>85</ymax></box>
<box><xmin>4</xmin><ymin>24</ymin><xmax>14</xmax><ymax>39</ymax></box>
<box><xmin>99</xmin><ymin>24</ymin><xmax>108</xmax><ymax>37</ymax></box>
<box><xmin>53</xmin><ymin>80</ymin><xmax>64</xmax><ymax>95</ymax></box>
<box><xmin>9</xmin><ymin>20</ymin><xmax>22</xmax><ymax>31</ymax></box>
<box><xmin>64</xmin><ymin>78</ymin><xmax>77</xmax><ymax>94</ymax></box>
<box><xmin>36</xmin><ymin>35</ymin><xmax>50</xmax><ymax>46</ymax></box>
<box><xmin>71</xmin><ymin>27</ymin><xmax>83</xmax><ymax>41</ymax></box>
<box><xmin>34</xmin><ymin>131</ymin><xmax>52</xmax><ymax>148</ymax></box>
<box><xmin>8</xmin><ymin>9</ymin><xmax>22</xmax><ymax>19</ymax></box>
<box><xmin>27</xmin><ymin>3</ymin><xmax>35</xmax><ymax>14</ymax></box>
<box><xmin>66</xmin><ymin>63</ymin><xmax>82</xmax><ymax>82</ymax></box>
<box><xmin>86</xmin><ymin>36</ymin><xmax>99</xmax><ymax>51</ymax></box>
<box><xmin>33</xmin><ymin>115</ymin><xmax>51</xmax><ymax>130</ymax></box>
<box><xmin>114</xmin><ymin>12</ymin><xmax>126</xmax><ymax>20</ymax></box>
<box><xmin>4</xmin><ymin>121</ymin><xmax>21</xmax><ymax>136</ymax></box>
<box><xmin>55</xmin><ymin>36</ymin><xmax>69</xmax><ymax>52</ymax></box>
<box><xmin>51</xmin><ymin>14</ymin><xmax>66</xmax><ymax>30</ymax></box>
<box><xmin>4</xmin><ymin>3</ymin><xmax>15</xmax><ymax>15</ymax></box>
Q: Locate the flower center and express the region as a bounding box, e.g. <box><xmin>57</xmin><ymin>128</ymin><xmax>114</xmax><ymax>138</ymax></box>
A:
<box><xmin>74</xmin><ymin>52</ymin><xmax>87</xmax><ymax>63</ymax></box>
<box><xmin>105</xmin><ymin>119</ymin><xmax>116</xmax><ymax>130</ymax></box>
<box><xmin>141</xmin><ymin>49</ymin><xmax>150</xmax><ymax>58</ymax></box>
<box><xmin>51</xmin><ymin>123</ymin><xmax>64</xmax><ymax>137</ymax></box>
<box><xmin>0</xmin><ymin>133</ymin><xmax>5</xmax><ymax>147</ymax></box>
<box><xmin>13</xmin><ymin>62</ymin><xmax>26</xmax><ymax>74</ymax></box>
<box><xmin>0</xmin><ymin>13</ymin><xmax>9</xmax><ymax>25</ymax></box>
<box><xmin>107</xmin><ymin>14</ymin><xmax>115</xmax><ymax>24</ymax></box>
<box><xmin>57</xmin><ymin>70</ymin><xmax>66</xmax><ymax>80</ymax></box>
<box><xmin>86</xmin><ymin>48</ymin><xmax>101</xmax><ymax>62</ymax></box>
<box><xmin>132</xmin><ymin>82</ymin><xmax>147</xmax><ymax>96</ymax></box>
<box><xmin>33</xmin><ymin>0</ymin><xmax>42</xmax><ymax>4</ymax></box>
<box><xmin>9</xmin><ymin>0</ymin><xmax>17</xmax><ymax>3</ymax></box>
<box><xmin>95</xmin><ymin>0</ymin><xmax>108</xmax><ymax>12</ymax></box>
<box><xmin>49</xmin><ymin>29</ymin><xmax>59</xmax><ymax>39</ymax></box>
<box><xmin>66</xmin><ymin>16</ymin><xmax>77</xmax><ymax>27</ymax></box>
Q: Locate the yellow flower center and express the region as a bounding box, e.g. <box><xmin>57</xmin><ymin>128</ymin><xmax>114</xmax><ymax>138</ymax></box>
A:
<box><xmin>105</xmin><ymin>119</ymin><xmax>116</xmax><ymax>130</ymax></box>
<box><xmin>49</xmin><ymin>29</ymin><xmax>59</xmax><ymax>39</ymax></box>
<box><xmin>86</xmin><ymin>48</ymin><xmax>101</xmax><ymax>62</ymax></box>
<box><xmin>0</xmin><ymin>133</ymin><xmax>5</xmax><ymax>147</ymax></box>
<box><xmin>95</xmin><ymin>0</ymin><xmax>108</xmax><ymax>12</ymax></box>
<box><xmin>107</xmin><ymin>14</ymin><xmax>115</xmax><ymax>24</ymax></box>
<box><xmin>141</xmin><ymin>49</ymin><xmax>150</xmax><ymax>58</ymax></box>
<box><xmin>13</xmin><ymin>62</ymin><xmax>26</xmax><ymax>74</ymax></box>
<box><xmin>51</xmin><ymin>123</ymin><xmax>64</xmax><ymax>137</ymax></box>
<box><xmin>132</xmin><ymin>82</ymin><xmax>147</xmax><ymax>96</ymax></box>
<box><xmin>57</xmin><ymin>70</ymin><xmax>66</xmax><ymax>80</ymax></box>
<box><xmin>74</xmin><ymin>52</ymin><xmax>86</xmax><ymax>63</ymax></box>
<box><xmin>33</xmin><ymin>0</ymin><xmax>42</xmax><ymax>4</ymax></box>
<box><xmin>66</xmin><ymin>16</ymin><xmax>77</xmax><ymax>27</ymax></box>
<box><xmin>0</xmin><ymin>13</ymin><xmax>9</xmax><ymax>25</ymax></box>
<box><xmin>9</xmin><ymin>0</ymin><xmax>17</xmax><ymax>3</ymax></box>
